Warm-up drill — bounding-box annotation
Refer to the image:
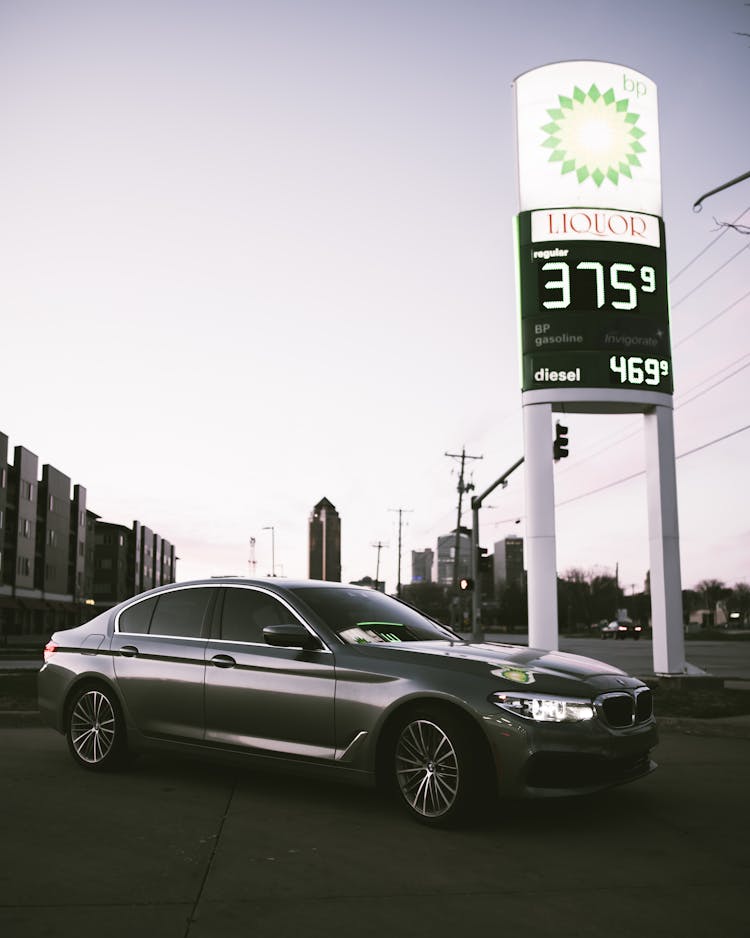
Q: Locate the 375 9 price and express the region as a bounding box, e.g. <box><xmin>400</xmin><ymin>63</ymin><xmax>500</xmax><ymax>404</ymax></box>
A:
<box><xmin>610</xmin><ymin>355</ymin><xmax>669</xmax><ymax>386</ymax></box>
<box><xmin>542</xmin><ymin>261</ymin><xmax>656</xmax><ymax>310</ymax></box>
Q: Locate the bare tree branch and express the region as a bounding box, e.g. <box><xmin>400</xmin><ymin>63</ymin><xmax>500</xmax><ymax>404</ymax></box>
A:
<box><xmin>711</xmin><ymin>217</ymin><xmax>750</xmax><ymax>235</ymax></box>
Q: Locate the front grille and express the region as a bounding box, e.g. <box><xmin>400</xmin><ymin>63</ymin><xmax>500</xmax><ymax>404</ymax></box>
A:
<box><xmin>600</xmin><ymin>693</ymin><xmax>635</xmax><ymax>727</ymax></box>
<box><xmin>635</xmin><ymin>687</ymin><xmax>653</xmax><ymax>722</ymax></box>
<box><xmin>597</xmin><ymin>689</ymin><xmax>653</xmax><ymax>728</ymax></box>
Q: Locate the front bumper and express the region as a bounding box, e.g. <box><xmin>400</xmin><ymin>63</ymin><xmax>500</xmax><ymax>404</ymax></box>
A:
<box><xmin>482</xmin><ymin>709</ymin><xmax>658</xmax><ymax>797</ymax></box>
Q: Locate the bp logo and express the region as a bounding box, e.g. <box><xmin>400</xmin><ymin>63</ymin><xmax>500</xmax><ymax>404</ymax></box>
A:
<box><xmin>541</xmin><ymin>84</ymin><xmax>646</xmax><ymax>187</ymax></box>
<box><xmin>497</xmin><ymin>667</ymin><xmax>535</xmax><ymax>685</ymax></box>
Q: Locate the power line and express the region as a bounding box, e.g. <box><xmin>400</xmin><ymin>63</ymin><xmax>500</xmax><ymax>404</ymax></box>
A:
<box><xmin>670</xmin><ymin>205</ymin><xmax>750</xmax><ymax>282</ymax></box>
<box><xmin>671</xmin><ymin>241</ymin><xmax>750</xmax><ymax>310</ymax></box>
<box><xmin>677</xmin><ymin>422</ymin><xmax>750</xmax><ymax>460</ymax></box>
<box><xmin>557</xmin><ymin>350</ymin><xmax>750</xmax><ymax>475</ymax></box>
<box><xmin>676</xmin><ymin>359</ymin><xmax>750</xmax><ymax>409</ymax></box>
<box><xmin>673</xmin><ymin>285</ymin><xmax>750</xmax><ymax>347</ymax></box>
<box><xmin>556</xmin><ymin>422</ymin><xmax>750</xmax><ymax>508</ymax></box>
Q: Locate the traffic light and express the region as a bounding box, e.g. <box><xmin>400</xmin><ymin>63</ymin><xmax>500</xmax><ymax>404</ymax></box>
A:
<box><xmin>553</xmin><ymin>422</ymin><xmax>569</xmax><ymax>460</ymax></box>
<box><xmin>459</xmin><ymin>577</ymin><xmax>474</xmax><ymax>592</ymax></box>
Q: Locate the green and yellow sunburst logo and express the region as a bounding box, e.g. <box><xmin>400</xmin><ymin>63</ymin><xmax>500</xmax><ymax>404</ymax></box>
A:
<box><xmin>541</xmin><ymin>84</ymin><xmax>646</xmax><ymax>187</ymax></box>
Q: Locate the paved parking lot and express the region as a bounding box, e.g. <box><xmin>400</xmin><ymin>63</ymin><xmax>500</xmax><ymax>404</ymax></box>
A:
<box><xmin>1</xmin><ymin>725</ymin><xmax>748</xmax><ymax>938</ymax></box>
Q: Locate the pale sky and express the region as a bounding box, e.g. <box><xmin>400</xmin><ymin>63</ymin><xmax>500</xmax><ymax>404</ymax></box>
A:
<box><xmin>1</xmin><ymin>0</ymin><xmax>748</xmax><ymax>595</ymax></box>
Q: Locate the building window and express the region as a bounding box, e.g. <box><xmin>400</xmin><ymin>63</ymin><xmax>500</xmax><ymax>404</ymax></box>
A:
<box><xmin>1</xmin><ymin>467</ymin><xmax>6</xmax><ymax>487</ymax></box>
<box><xmin>79</xmin><ymin>542</ymin><xmax>85</xmax><ymax>557</ymax></box>
<box><xmin>21</xmin><ymin>480</ymin><xmax>33</xmax><ymax>501</ymax></box>
<box><xmin>0</xmin><ymin>509</ymin><xmax>3</xmax><ymax>530</ymax></box>
<box><xmin>17</xmin><ymin>556</ymin><xmax>30</xmax><ymax>576</ymax></box>
<box><xmin>21</xmin><ymin>519</ymin><xmax>30</xmax><ymax>538</ymax></box>
<box><xmin>48</xmin><ymin>529</ymin><xmax>57</xmax><ymax>546</ymax></box>
<box><xmin>49</xmin><ymin>494</ymin><xmax>55</xmax><ymax>512</ymax></box>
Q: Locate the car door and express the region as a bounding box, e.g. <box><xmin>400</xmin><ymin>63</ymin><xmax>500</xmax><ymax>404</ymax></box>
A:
<box><xmin>203</xmin><ymin>585</ymin><xmax>336</xmax><ymax>759</ymax></box>
<box><xmin>111</xmin><ymin>585</ymin><xmax>216</xmax><ymax>740</ymax></box>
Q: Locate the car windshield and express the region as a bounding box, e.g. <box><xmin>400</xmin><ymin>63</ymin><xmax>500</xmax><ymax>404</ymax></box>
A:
<box><xmin>288</xmin><ymin>587</ymin><xmax>458</xmax><ymax>645</ymax></box>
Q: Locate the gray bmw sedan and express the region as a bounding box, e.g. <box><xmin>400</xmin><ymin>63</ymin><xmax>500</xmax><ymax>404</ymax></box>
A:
<box><xmin>38</xmin><ymin>578</ymin><xmax>657</xmax><ymax>826</ymax></box>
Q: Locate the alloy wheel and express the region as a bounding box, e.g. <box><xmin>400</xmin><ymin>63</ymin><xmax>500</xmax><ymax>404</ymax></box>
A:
<box><xmin>395</xmin><ymin>719</ymin><xmax>460</xmax><ymax>818</ymax></box>
<box><xmin>70</xmin><ymin>690</ymin><xmax>117</xmax><ymax>765</ymax></box>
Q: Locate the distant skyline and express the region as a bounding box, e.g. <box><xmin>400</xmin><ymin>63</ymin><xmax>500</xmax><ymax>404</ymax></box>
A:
<box><xmin>1</xmin><ymin>0</ymin><xmax>747</xmax><ymax>595</ymax></box>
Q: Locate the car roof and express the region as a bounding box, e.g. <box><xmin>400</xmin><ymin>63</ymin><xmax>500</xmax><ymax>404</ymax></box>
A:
<box><xmin>151</xmin><ymin>577</ymin><xmax>375</xmax><ymax>594</ymax></box>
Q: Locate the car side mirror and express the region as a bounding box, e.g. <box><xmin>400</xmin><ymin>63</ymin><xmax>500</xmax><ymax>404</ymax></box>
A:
<box><xmin>263</xmin><ymin>623</ymin><xmax>322</xmax><ymax>651</ymax></box>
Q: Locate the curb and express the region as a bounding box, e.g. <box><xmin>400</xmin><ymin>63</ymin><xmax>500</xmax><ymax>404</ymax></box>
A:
<box><xmin>656</xmin><ymin>715</ymin><xmax>750</xmax><ymax>739</ymax></box>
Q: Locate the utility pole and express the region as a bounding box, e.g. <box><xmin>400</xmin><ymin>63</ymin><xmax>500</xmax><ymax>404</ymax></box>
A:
<box><xmin>248</xmin><ymin>537</ymin><xmax>256</xmax><ymax>577</ymax></box>
<box><xmin>372</xmin><ymin>540</ymin><xmax>388</xmax><ymax>591</ymax></box>
<box><xmin>389</xmin><ymin>508</ymin><xmax>412</xmax><ymax>598</ymax></box>
<box><xmin>445</xmin><ymin>449</ymin><xmax>483</xmax><ymax>589</ymax></box>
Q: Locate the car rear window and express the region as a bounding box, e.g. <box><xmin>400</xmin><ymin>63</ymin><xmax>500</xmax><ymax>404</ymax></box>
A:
<box><xmin>118</xmin><ymin>596</ymin><xmax>158</xmax><ymax>634</ymax></box>
<box><xmin>149</xmin><ymin>588</ymin><xmax>213</xmax><ymax>638</ymax></box>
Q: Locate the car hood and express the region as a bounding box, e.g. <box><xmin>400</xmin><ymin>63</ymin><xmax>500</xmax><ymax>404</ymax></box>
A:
<box><xmin>359</xmin><ymin>640</ymin><xmax>641</xmax><ymax>693</ymax></box>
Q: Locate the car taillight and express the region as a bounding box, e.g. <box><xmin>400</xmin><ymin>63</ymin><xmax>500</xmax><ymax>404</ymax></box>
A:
<box><xmin>43</xmin><ymin>642</ymin><xmax>58</xmax><ymax>662</ymax></box>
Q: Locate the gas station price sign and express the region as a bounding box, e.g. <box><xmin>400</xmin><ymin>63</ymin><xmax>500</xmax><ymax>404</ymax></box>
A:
<box><xmin>516</xmin><ymin>207</ymin><xmax>673</xmax><ymax>395</ymax></box>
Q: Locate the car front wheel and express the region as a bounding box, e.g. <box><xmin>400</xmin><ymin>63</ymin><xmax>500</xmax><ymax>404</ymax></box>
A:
<box><xmin>392</xmin><ymin>709</ymin><xmax>488</xmax><ymax>826</ymax></box>
<box><xmin>66</xmin><ymin>685</ymin><xmax>128</xmax><ymax>771</ymax></box>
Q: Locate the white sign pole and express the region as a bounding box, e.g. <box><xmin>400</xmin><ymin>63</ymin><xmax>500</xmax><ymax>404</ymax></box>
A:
<box><xmin>523</xmin><ymin>401</ymin><xmax>559</xmax><ymax>649</ymax></box>
<box><xmin>645</xmin><ymin>405</ymin><xmax>686</xmax><ymax>674</ymax></box>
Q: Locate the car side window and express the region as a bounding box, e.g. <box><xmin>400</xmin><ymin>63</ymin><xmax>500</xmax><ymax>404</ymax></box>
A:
<box><xmin>220</xmin><ymin>588</ymin><xmax>293</xmax><ymax>644</ymax></box>
<box><xmin>148</xmin><ymin>588</ymin><xmax>214</xmax><ymax>639</ymax></box>
<box><xmin>119</xmin><ymin>596</ymin><xmax>158</xmax><ymax>634</ymax></box>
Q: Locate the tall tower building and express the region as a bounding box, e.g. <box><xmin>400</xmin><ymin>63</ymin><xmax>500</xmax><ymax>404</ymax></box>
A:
<box><xmin>494</xmin><ymin>536</ymin><xmax>525</xmax><ymax>593</ymax></box>
<box><xmin>309</xmin><ymin>497</ymin><xmax>341</xmax><ymax>582</ymax></box>
<box><xmin>411</xmin><ymin>549</ymin><xmax>434</xmax><ymax>584</ymax></box>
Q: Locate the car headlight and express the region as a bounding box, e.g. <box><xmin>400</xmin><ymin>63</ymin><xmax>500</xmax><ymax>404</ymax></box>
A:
<box><xmin>491</xmin><ymin>692</ymin><xmax>595</xmax><ymax>723</ymax></box>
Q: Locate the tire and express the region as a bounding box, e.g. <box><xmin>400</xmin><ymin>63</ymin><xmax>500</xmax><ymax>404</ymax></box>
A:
<box><xmin>391</xmin><ymin>708</ymin><xmax>489</xmax><ymax>827</ymax></box>
<box><xmin>66</xmin><ymin>685</ymin><xmax>129</xmax><ymax>771</ymax></box>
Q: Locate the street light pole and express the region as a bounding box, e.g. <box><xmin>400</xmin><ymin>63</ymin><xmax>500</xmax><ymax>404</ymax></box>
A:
<box><xmin>262</xmin><ymin>525</ymin><xmax>276</xmax><ymax>577</ymax></box>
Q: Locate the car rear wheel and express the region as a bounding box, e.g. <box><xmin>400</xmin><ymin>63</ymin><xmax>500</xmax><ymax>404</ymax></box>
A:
<box><xmin>66</xmin><ymin>686</ymin><xmax>128</xmax><ymax>771</ymax></box>
<box><xmin>392</xmin><ymin>709</ymin><xmax>488</xmax><ymax>826</ymax></box>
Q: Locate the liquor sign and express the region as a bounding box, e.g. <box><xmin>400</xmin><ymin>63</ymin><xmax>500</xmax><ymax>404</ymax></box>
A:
<box><xmin>517</xmin><ymin>207</ymin><xmax>672</xmax><ymax>395</ymax></box>
<box><xmin>514</xmin><ymin>62</ymin><xmax>671</xmax><ymax>410</ymax></box>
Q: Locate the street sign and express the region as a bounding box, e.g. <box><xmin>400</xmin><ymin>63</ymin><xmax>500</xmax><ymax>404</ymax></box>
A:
<box><xmin>515</xmin><ymin>61</ymin><xmax>661</xmax><ymax>214</ymax></box>
<box><xmin>516</xmin><ymin>207</ymin><xmax>672</xmax><ymax>397</ymax></box>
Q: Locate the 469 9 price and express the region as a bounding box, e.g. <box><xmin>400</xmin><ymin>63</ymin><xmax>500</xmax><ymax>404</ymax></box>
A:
<box><xmin>610</xmin><ymin>355</ymin><xmax>669</xmax><ymax>386</ymax></box>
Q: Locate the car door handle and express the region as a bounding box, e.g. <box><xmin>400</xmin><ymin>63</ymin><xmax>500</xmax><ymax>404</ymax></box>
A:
<box><xmin>210</xmin><ymin>654</ymin><xmax>236</xmax><ymax>669</ymax></box>
<box><xmin>120</xmin><ymin>645</ymin><xmax>139</xmax><ymax>658</ymax></box>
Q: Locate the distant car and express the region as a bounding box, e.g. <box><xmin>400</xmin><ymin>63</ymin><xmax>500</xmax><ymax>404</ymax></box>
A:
<box><xmin>601</xmin><ymin>619</ymin><xmax>643</xmax><ymax>640</ymax></box>
<box><xmin>38</xmin><ymin>578</ymin><xmax>657</xmax><ymax>826</ymax></box>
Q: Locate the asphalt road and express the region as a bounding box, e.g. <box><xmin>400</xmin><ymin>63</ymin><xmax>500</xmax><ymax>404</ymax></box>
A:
<box><xmin>472</xmin><ymin>634</ymin><xmax>750</xmax><ymax>681</ymax></box>
<box><xmin>4</xmin><ymin>636</ymin><xmax>750</xmax><ymax>680</ymax></box>
<box><xmin>0</xmin><ymin>725</ymin><xmax>748</xmax><ymax>938</ymax></box>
